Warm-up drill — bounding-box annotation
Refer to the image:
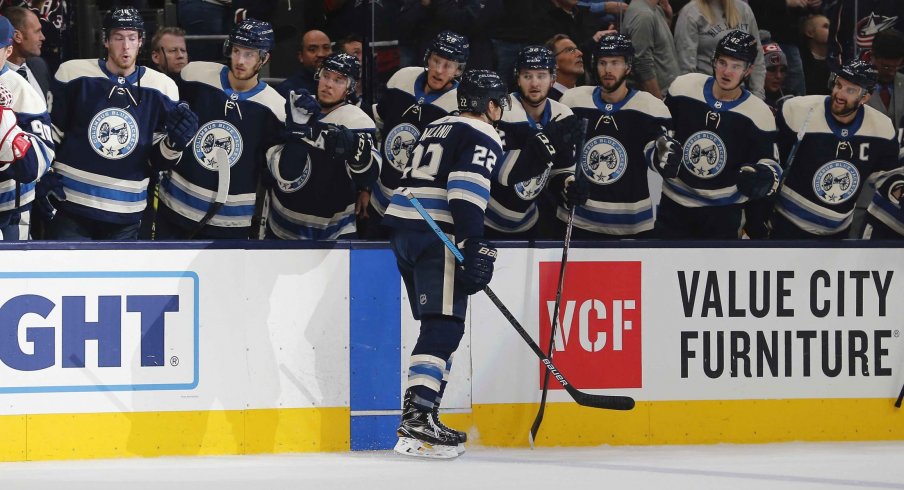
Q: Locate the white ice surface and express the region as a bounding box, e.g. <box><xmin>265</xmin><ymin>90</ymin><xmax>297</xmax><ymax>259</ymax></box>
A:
<box><xmin>1</xmin><ymin>441</ymin><xmax>902</xmax><ymax>490</ymax></box>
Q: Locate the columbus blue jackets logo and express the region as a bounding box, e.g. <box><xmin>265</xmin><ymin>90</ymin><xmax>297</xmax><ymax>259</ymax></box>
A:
<box><xmin>193</xmin><ymin>120</ymin><xmax>243</xmax><ymax>170</ymax></box>
<box><xmin>89</xmin><ymin>108</ymin><xmax>139</xmax><ymax>159</ymax></box>
<box><xmin>385</xmin><ymin>123</ymin><xmax>420</xmax><ymax>172</ymax></box>
<box><xmin>813</xmin><ymin>160</ymin><xmax>860</xmax><ymax>204</ymax></box>
<box><xmin>683</xmin><ymin>131</ymin><xmax>727</xmax><ymax>178</ymax></box>
<box><xmin>277</xmin><ymin>156</ymin><xmax>312</xmax><ymax>193</ymax></box>
<box><xmin>580</xmin><ymin>135</ymin><xmax>627</xmax><ymax>185</ymax></box>
<box><xmin>515</xmin><ymin>167</ymin><xmax>550</xmax><ymax>200</ymax></box>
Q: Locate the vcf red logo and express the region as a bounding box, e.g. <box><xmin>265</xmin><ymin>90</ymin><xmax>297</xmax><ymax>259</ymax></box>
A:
<box><xmin>539</xmin><ymin>261</ymin><xmax>642</xmax><ymax>389</ymax></box>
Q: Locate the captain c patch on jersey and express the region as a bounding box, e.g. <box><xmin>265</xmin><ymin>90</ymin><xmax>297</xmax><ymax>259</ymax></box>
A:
<box><xmin>193</xmin><ymin>120</ymin><xmax>243</xmax><ymax>170</ymax></box>
<box><xmin>682</xmin><ymin>130</ymin><xmax>727</xmax><ymax>179</ymax></box>
<box><xmin>89</xmin><ymin>108</ymin><xmax>139</xmax><ymax>159</ymax></box>
<box><xmin>384</xmin><ymin>123</ymin><xmax>420</xmax><ymax>172</ymax></box>
<box><xmin>813</xmin><ymin>160</ymin><xmax>861</xmax><ymax>204</ymax></box>
<box><xmin>580</xmin><ymin>135</ymin><xmax>628</xmax><ymax>185</ymax></box>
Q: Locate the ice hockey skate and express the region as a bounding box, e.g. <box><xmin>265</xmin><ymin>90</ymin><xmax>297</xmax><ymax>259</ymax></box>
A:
<box><xmin>394</xmin><ymin>392</ymin><xmax>461</xmax><ymax>459</ymax></box>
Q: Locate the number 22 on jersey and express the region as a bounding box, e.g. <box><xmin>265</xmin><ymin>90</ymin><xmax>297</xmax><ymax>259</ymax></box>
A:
<box><xmin>403</xmin><ymin>143</ymin><xmax>496</xmax><ymax>181</ymax></box>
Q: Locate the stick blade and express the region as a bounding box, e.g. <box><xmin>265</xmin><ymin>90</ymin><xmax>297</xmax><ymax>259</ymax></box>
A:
<box><xmin>566</xmin><ymin>384</ymin><xmax>636</xmax><ymax>410</ymax></box>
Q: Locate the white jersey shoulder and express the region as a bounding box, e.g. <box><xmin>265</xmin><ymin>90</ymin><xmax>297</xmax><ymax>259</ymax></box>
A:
<box><xmin>623</xmin><ymin>90</ymin><xmax>671</xmax><ymax>119</ymax></box>
<box><xmin>139</xmin><ymin>65</ymin><xmax>179</xmax><ymax>102</ymax></box>
<box><xmin>180</xmin><ymin>61</ymin><xmax>224</xmax><ymax>88</ymax></box>
<box><xmin>548</xmin><ymin>97</ymin><xmax>574</xmax><ymax>119</ymax></box>
<box><xmin>733</xmin><ymin>93</ymin><xmax>777</xmax><ymax>132</ymax></box>
<box><xmin>860</xmin><ymin>103</ymin><xmax>897</xmax><ymax>140</ymax></box>
<box><xmin>0</xmin><ymin>68</ymin><xmax>47</xmax><ymax>113</ymax></box>
<box><xmin>53</xmin><ymin>58</ymin><xmax>104</xmax><ymax>83</ymax></box>
<box><xmin>559</xmin><ymin>86</ymin><xmax>596</xmax><ymax>109</ymax></box>
<box><xmin>249</xmin><ymin>84</ymin><xmax>286</xmax><ymax>123</ymax></box>
<box><xmin>387</xmin><ymin>66</ymin><xmax>458</xmax><ymax>112</ymax></box>
<box><xmin>666</xmin><ymin>73</ymin><xmax>709</xmax><ymax>100</ymax></box>
<box><xmin>781</xmin><ymin>95</ymin><xmax>825</xmax><ymax>133</ymax></box>
<box><xmin>322</xmin><ymin>103</ymin><xmax>375</xmax><ymax>131</ymax></box>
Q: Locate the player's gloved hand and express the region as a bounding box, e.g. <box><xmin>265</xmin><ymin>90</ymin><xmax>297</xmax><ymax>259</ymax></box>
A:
<box><xmin>0</xmin><ymin>107</ymin><xmax>31</xmax><ymax>164</ymax></box>
<box><xmin>561</xmin><ymin>174</ymin><xmax>589</xmax><ymax>208</ymax></box>
<box><xmin>324</xmin><ymin>127</ymin><xmax>373</xmax><ymax>172</ymax></box>
<box><xmin>542</xmin><ymin>114</ymin><xmax>580</xmax><ymax>153</ymax></box>
<box><xmin>165</xmin><ymin>102</ymin><xmax>199</xmax><ymax>151</ymax></box>
<box><xmin>33</xmin><ymin>170</ymin><xmax>65</xmax><ymax>221</ymax></box>
<box><xmin>527</xmin><ymin>130</ymin><xmax>557</xmax><ymax>164</ymax></box>
<box><xmin>652</xmin><ymin>133</ymin><xmax>682</xmax><ymax>178</ymax></box>
<box><xmin>737</xmin><ymin>162</ymin><xmax>780</xmax><ymax>199</ymax></box>
<box><xmin>885</xmin><ymin>178</ymin><xmax>904</xmax><ymax>208</ymax></box>
<box><xmin>457</xmin><ymin>239</ymin><xmax>497</xmax><ymax>295</ymax></box>
<box><xmin>286</xmin><ymin>89</ymin><xmax>322</xmax><ymax>141</ymax></box>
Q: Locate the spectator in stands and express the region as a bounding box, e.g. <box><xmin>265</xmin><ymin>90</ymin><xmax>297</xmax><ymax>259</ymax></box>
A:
<box><xmin>800</xmin><ymin>13</ymin><xmax>831</xmax><ymax>95</ymax></box>
<box><xmin>0</xmin><ymin>0</ymin><xmax>73</xmax><ymax>73</ymax></box>
<box><xmin>276</xmin><ymin>29</ymin><xmax>331</xmax><ymax>99</ymax></box>
<box><xmin>674</xmin><ymin>0</ymin><xmax>766</xmax><ymax>99</ymax></box>
<box><xmin>621</xmin><ymin>0</ymin><xmax>678</xmax><ymax>98</ymax></box>
<box><xmin>538</xmin><ymin>0</ymin><xmax>612</xmax><ymax>56</ymax></box>
<box><xmin>545</xmin><ymin>34</ymin><xmax>584</xmax><ymax>100</ymax></box>
<box><xmin>866</xmin><ymin>28</ymin><xmax>904</xmax><ymax>132</ymax></box>
<box><xmin>2</xmin><ymin>6</ymin><xmax>49</xmax><ymax>100</ymax></box>
<box><xmin>177</xmin><ymin>0</ymin><xmax>231</xmax><ymax>63</ymax></box>
<box><xmin>762</xmin><ymin>40</ymin><xmax>791</xmax><ymax>113</ymax></box>
<box><xmin>826</xmin><ymin>0</ymin><xmax>904</xmax><ymax>65</ymax></box>
<box><xmin>150</xmin><ymin>26</ymin><xmax>188</xmax><ymax>78</ymax></box>
<box><xmin>577</xmin><ymin>0</ymin><xmax>628</xmax><ymax>29</ymax></box>
<box><xmin>489</xmin><ymin>0</ymin><xmax>548</xmax><ymax>88</ymax></box>
<box><xmin>750</xmin><ymin>0</ymin><xmax>822</xmax><ymax>97</ymax></box>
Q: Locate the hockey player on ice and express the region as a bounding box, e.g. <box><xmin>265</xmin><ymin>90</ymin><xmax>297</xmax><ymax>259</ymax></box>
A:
<box><xmin>47</xmin><ymin>8</ymin><xmax>198</xmax><ymax>240</ymax></box>
<box><xmin>770</xmin><ymin>59</ymin><xmax>900</xmax><ymax>239</ymax></box>
<box><xmin>654</xmin><ymin>30</ymin><xmax>781</xmax><ymax>240</ymax></box>
<box><xmin>367</xmin><ymin>30</ymin><xmax>468</xmax><ymax>238</ymax></box>
<box><xmin>559</xmin><ymin>33</ymin><xmax>676</xmax><ymax>239</ymax></box>
<box><xmin>382</xmin><ymin>70</ymin><xmax>507</xmax><ymax>459</ymax></box>
<box><xmin>265</xmin><ymin>53</ymin><xmax>380</xmax><ymax>240</ymax></box>
<box><xmin>484</xmin><ymin>45</ymin><xmax>579</xmax><ymax>239</ymax></box>
<box><xmin>155</xmin><ymin>19</ymin><xmax>285</xmax><ymax>239</ymax></box>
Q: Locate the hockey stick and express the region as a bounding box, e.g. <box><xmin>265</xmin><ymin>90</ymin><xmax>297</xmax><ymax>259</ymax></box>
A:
<box><xmin>402</xmin><ymin>188</ymin><xmax>635</xmax><ymax>411</ymax></box>
<box><xmin>895</xmin><ymin>383</ymin><xmax>904</xmax><ymax>408</ymax></box>
<box><xmin>779</xmin><ymin>107</ymin><xmax>815</xmax><ymax>189</ymax></box>
<box><xmin>529</xmin><ymin>118</ymin><xmax>589</xmax><ymax>447</ymax></box>
<box><xmin>187</xmin><ymin>147</ymin><xmax>230</xmax><ymax>239</ymax></box>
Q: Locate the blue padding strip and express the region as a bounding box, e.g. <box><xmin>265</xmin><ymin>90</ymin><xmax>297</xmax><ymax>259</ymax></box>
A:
<box><xmin>349</xmin><ymin>248</ymin><xmax>401</xmax><ymax>411</ymax></box>
<box><xmin>350</xmin><ymin>414</ymin><xmax>400</xmax><ymax>451</ymax></box>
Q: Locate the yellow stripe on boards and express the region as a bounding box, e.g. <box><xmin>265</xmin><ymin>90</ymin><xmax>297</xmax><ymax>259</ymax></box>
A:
<box><xmin>4</xmin><ymin>407</ymin><xmax>348</xmax><ymax>462</ymax></box>
<box><xmin>440</xmin><ymin>399</ymin><xmax>904</xmax><ymax>447</ymax></box>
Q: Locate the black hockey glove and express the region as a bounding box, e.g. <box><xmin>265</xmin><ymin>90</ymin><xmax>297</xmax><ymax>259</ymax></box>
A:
<box><xmin>737</xmin><ymin>162</ymin><xmax>780</xmax><ymax>199</ymax></box>
<box><xmin>33</xmin><ymin>170</ymin><xmax>65</xmax><ymax>222</ymax></box>
<box><xmin>457</xmin><ymin>239</ymin><xmax>497</xmax><ymax>295</ymax></box>
<box><xmin>165</xmin><ymin>102</ymin><xmax>199</xmax><ymax>151</ymax></box>
<box><xmin>542</xmin><ymin>114</ymin><xmax>580</xmax><ymax>152</ymax></box>
<box><xmin>325</xmin><ymin>127</ymin><xmax>372</xmax><ymax>172</ymax></box>
<box><xmin>286</xmin><ymin>89</ymin><xmax>320</xmax><ymax>132</ymax></box>
<box><xmin>527</xmin><ymin>130</ymin><xmax>557</xmax><ymax>164</ymax></box>
<box><xmin>651</xmin><ymin>133</ymin><xmax>682</xmax><ymax>178</ymax></box>
<box><xmin>561</xmin><ymin>174</ymin><xmax>589</xmax><ymax>208</ymax></box>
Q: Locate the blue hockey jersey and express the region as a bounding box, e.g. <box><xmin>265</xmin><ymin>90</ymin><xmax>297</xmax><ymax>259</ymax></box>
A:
<box><xmin>50</xmin><ymin>59</ymin><xmax>181</xmax><ymax>224</ymax></box>
<box><xmin>485</xmin><ymin>93</ymin><xmax>574</xmax><ymax>234</ymax></box>
<box><xmin>776</xmin><ymin>95</ymin><xmax>899</xmax><ymax>235</ymax></box>
<box><xmin>382</xmin><ymin>115</ymin><xmax>504</xmax><ymax>242</ymax></box>
<box><xmin>663</xmin><ymin>73</ymin><xmax>779</xmax><ymax>209</ymax></box>
<box><xmin>157</xmin><ymin>62</ymin><xmax>285</xmax><ymax>238</ymax></box>
<box><xmin>560</xmin><ymin>86</ymin><xmax>672</xmax><ymax>236</ymax></box>
<box><xmin>0</xmin><ymin>66</ymin><xmax>54</xmax><ymax>227</ymax></box>
<box><xmin>266</xmin><ymin>103</ymin><xmax>380</xmax><ymax>240</ymax></box>
<box><xmin>372</xmin><ymin>67</ymin><xmax>459</xmax><ymax>216</ymax></box>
